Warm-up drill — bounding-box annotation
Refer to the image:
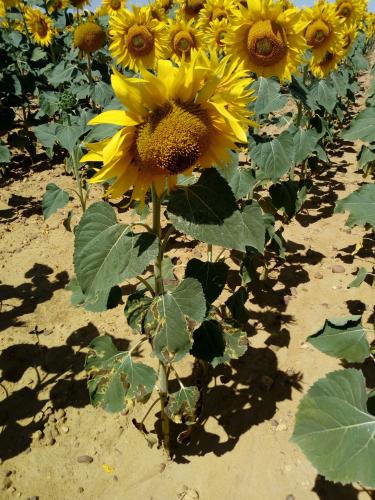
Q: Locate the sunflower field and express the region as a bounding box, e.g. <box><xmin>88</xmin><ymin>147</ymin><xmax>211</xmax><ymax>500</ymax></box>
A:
<box><xmin>1</xmin><ymin>0</ymin><xmax>375</xmax><ymax>496</ymax></box>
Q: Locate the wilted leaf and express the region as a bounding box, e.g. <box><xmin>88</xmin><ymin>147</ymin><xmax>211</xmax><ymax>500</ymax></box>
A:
<box><xmin>86</xmin><ymin>336</ymin><xmax>157</xmax><ymax>413</ymax></box>
<box><xmin>165</xmin><ymin>386</ymin><xmax>199</xmax><ymax>425</ymax></box>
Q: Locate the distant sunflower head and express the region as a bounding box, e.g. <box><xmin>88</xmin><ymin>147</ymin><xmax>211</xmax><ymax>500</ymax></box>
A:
<box><xmin>178</xmin><ymin>0</ymin><xmax>205</xmax><ymax>21</ymax></box>
<box><xmin>205</xmin><ymin>18</ymin><xmax>229</xmax><ymax>53</ymax></box>
<box><xmin>70</xmin><ymin>0</ymin><xmax>90</xmax><ymax>9</ymax></box>
<box><xmin>25</xmin><ymin>7</ymin><xmax>55</xmax><ymax>47</ymax></box>
<box><xmin>342</xmin><ymin>22</ymin><xmax>357</xmax><ymax>50</ymax></box>
<box><xmin>109</xmin><ymin>6</ymin><xmax>169</xmax><ymax>71</ymax></box>
<box><xmin>103</xmin><ymin>0</ymin><xmax>125</xmax><ymax>16</ymax></box>
<box><xmin>335</xmin><ymin>0</ymin><xmax>366</xmax><ymax>25</ymax></box>
<box><xmin>81</xmin><ymin>52</ymin><xmax>256</xmax><ymax>205</ymax></box>
<box><xmin>159</xmin><ymin>0</ymin><xmax>173</xmax><ymax>11</ymax></box>
<box><xmin>225</xmin><ymin>0</ymin><xmax>307</xmax><ymax>81</ymax></box>
<box><xmin>309</xmin><ymin>48</ymin><xmax>344</xmax><ymax>78</ymax></box>
<box><xmin>168</xmin><ymin>18</ymin><xmax>203</xmax><ymax>62</ymax></box>
<box><xmin>149</xmin><ymin>0</ymin><xmax>168</xmax><ymax>21</ymax></box>
<box><xmin>74</xmin><ymin>21</ymin><xmax>106</xmax><ymax>53</ymax></box>
<box><xmin>303</xmin><ymin>1</ymin><xmax>344</xmax><ymax>61</ymax></box>
<box><xmin>48</xmin><ymin>0</ymin><xmax>69</xmax><ymax>12</ymax></box>
<box><xmin>196</xmin><ymin>0</ymin><xmax>235</xmax><ymax>31</ymax></box>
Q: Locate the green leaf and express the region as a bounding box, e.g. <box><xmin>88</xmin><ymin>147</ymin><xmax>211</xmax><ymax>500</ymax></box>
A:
<box><xmin>225</xmin><ymin>286</ymin><xmax>250</xmax><ymax>324</ymax></box>
<box><xmin>152</xmin><ymin>278</ymin><xmax>205</xmax><ymax>363</ymax></box>
<box><xmin>308</xmin><ymin>315</ymin><xmax>370</xmax><ymax>363</ymax></box>
<box><xmin>357</xmin><ymin>144</ymin><xmax>375</xmax><ymax>171</ymax></box>
<box><xmin>33</xmin><ymin>123</ymin><xmax>58</xmax><ymax>150</ymax></box>
<box><xmin>335</xmin><ymin>184</ymin><xmax>375</xmax><ymax>230</ymax></box>
<box><xmin>74</xmin><ymin>202</ymin><xmax>158</xmax><ymax>307</ymax></box>
<box><xmin>47</xmin><ymin>61</ymin><xmax>77</xmax><ymax>88</ymax></box>
<box><xmin>342</xmin><ymin>107</ymin><xmax>375</xmax><ymax>142</ymax></box>
<box><xmin>269</xmin><ymin>180</ymin><xmax>306</xmax><ymax>219</ymax></box>
<box><xmin>185</xmin><ymin>258</ymin><xmax>228</xmax><ymax>304</ymax></box>
<box><xmin>86</xmin><ymin>336</ymin><xmax>157</xmax><ymax>413</ymax></box>
<box><xmin>348</xmin><ymin>267</ymin><xmax>368</xmax><ymax>288</ymax></box>
<box><xmin>31</xmin><ymin>47</ymin><xmax>47</xmax><ymax>62</ymax></box>
<box><xmin>42</xmin><ymin>183</ymin><xmax>69</xmax><ymax>220</ymax></box>
<box><xmin>191</xmin><ymin>319</ymin><xmax>248</xmax><ymax>367</ymax></box>
<box><xmin>168</xmin><ymin>169</ymin><xmax>265</xmax><ymax>253</ymax></box>
<box><xmin>0</xmin><ymin>144</ymin><xmax>11</xmax><ymax>163</ymax></box>
<box><xmin>307</xmin><ymin>79</ymin><xmax>337</xmax><ymax>113</ymax></box>
<box><xmin>250</xmin><ymin>130</ymin><xmax>294</xmax><ymax>182</ymax></box>
<box><xmin>38</xmin><ymin>91</ymin><xmax>60</xmax><ymax>117</ymax></box>
<box><xmin>219</xmin><ymin>164</ymin><xmax>256</xmax><ymax>201</ymax></box>
<box><xmin>329</xmin><ymin>71</ymin><xmax>349</xmax><ymax>97</ymax></box>
<box><xmin>165</xmin><ymin>386</ymin><xmax>200</xmax><ymax>425</ymax></box>
<box><xmin>292</xmin><ymin>128</ymin><xmax>320</xmax><ymax>165</ymax></box>
<box><xmin>292</xmin><ymin>369</ymin><xmax>375</xmax><ymax>488</ymax></box>
<box><xmin>90</xmin><ymin>81</ymin><xmax>114</xmax><ymax>108</ymax></box>
<box><xmin>66</xmin><ymin>277</ymin><xmax>122</xmax><ymax>312</ymax></box>
<box><xmin>251</xmin><ymin>77</ymin><xmax>288</xmax><ymax>115</ymax></box>
<box><xmin>124</xmin><ymin>290</ymin><xmax>152</xmax><ymax>333</ymax></box>
<box><xmin>55</xmin><ymin>124</ymin><xmax>84</xmax><ymax>153</ymax></box>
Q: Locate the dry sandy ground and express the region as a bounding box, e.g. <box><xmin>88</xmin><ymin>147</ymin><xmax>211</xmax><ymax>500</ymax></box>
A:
<box><xmin>1</xmin><ymin>62</ymin><xmax>375</xmax><ymax>500</ymax></box>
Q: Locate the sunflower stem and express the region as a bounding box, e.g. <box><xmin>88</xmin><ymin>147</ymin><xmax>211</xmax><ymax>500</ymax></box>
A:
<box><xmin>87</xmin><ymin>53</ymin><xmax>94</xmax><ymax>86</ymax></box>
<box><xmin>151</xmin><ymin>183</ymin><xmax>170</xmax><ymax>456</ymax></box>
<box><xmin>207</xmin><ymin>244</ymin><xmax>213</xmax><ymax>263</ymax></box>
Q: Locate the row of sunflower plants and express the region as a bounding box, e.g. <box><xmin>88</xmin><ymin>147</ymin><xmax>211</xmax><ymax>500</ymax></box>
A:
<box><xmin>1</xmin><ymin>0</ymin><xmax>375</xmax><ymax>487</ymax></box>
<box><xmin>292</xmin><ymin>58</ymin><xmax>375</xmax><ymax>489</ymax></box>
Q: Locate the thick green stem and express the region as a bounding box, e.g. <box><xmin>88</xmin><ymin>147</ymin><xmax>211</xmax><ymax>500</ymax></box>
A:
<box><xmin>87</xmin><ymin>53</ymin><xmax>94</xmax><ymax>86</ymax></box>
<box><xmin>72</xmin><ymin>152</ymin><xmax>86</xmax><ymax>212</ymax></box>
<box><xmin>207</xmin><ymin>244</ymin><xmax>213</xmax><ymax>263</ymax></box>
<box><xmin>296</xmin><ymin>101</ymin><xmax>303</xmax><ymax>128</ymax></box>
<box><xmin>151</xmin><ymin>184</ymin><xmax>170</xmax><ymax>455</ymax></box>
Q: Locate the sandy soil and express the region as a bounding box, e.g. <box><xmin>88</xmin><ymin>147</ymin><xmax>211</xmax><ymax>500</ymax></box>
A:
<box><xmin>1</xmin><ymin>60</ymin><xmax>375</xmax><ymax>500</ymax></box>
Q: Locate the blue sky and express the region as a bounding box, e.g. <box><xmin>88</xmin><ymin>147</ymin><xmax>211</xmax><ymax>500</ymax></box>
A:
<box><xmin>90</xmin><ymin>0</ymin><xmax>375</xmax><ymax>12</ymax></box>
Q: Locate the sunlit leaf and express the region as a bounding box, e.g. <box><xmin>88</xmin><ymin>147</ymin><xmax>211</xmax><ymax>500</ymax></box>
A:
<box><xmin>42</xmin><ymin>183</ymin><xmax>69</xmax><ymax>220</ymax></box>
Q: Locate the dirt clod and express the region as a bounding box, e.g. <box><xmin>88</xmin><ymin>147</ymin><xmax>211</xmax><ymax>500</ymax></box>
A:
<box><xmin>77</xmin><ymin>455</ymin><xmax>94</xmax><ymax>464</ymax></box>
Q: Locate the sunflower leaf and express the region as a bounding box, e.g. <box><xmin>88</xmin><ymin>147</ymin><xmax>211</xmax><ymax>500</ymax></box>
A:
<box><xmin>292</xmin><ymin>369</ymin><xmax>375</xmax><ymax>488</ymax></box>
<box><xmin>335</xmin><ymin>184</ymin><xmax>375</xmax><ymax>230</ymax></box>
<box><xmin>341</xmin><ymin>107</ymin><xmax>375</xmax><ymax>142</ymax></box>
<box><xmin>42</xmin><ymin>183</ymin><xmax>70</xmax><ymax>220</ymax></box>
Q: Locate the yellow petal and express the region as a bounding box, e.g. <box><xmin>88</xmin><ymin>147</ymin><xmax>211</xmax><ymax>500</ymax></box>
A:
<box><xmin>88</xmin><ymin>110</ymin><xmax>140</xmax><ymax>127</ymax></box>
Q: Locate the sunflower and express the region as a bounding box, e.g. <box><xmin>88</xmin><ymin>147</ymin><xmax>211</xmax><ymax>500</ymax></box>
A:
<box><xmin>149</xmin><ymin>0</ymin><xmax>168</xmax><ymax>22</ymax></box>
<box><xmin>25</xmin><ymin>7</ymin><xmax>55</xmax><ymax>47</ymax></box>
<box><xmin>303</xmin><ymin>1</ymin><xmax>344</xmax><ymax>62</ymax></box>
<box><xmin>309</xmin><ymin>48</ymin><xmax>345</xmax><ymax>78</ymax></box>
<box><xmin>103</xmin><ymin>0</ymin><xmax>125</xmax><ymax>16</ymax></box>
<box><xmin>159</xmin><ymin>0</ymin><xmax>173</xmax><ymax>11</ymax></box>
<box><xmin>225</xmin><ymin>0</ymin><xmax>307</xmax><ymax>82</ymax></box>
<box><xmin>177</xmin><ymin>0</ymin><xmax>205</xmax><ymax>21</ymax></box>
<box><xmin>167</xmin><ymin>18</ymin><xmax>204</xmax><ymax>62</ymax></box>
<box><xmin>74</xmin><ymin>21</ymin><xmax>106</xmax><ymax>54</ymax></box>
<box><xmin>196</xmin><ymin>0</ymin><xmax>235</xmax><ymax>30</ymax></box>
<box><xmin>109</xmin><ymin>6</ymin><xmax>169</xmax><ymax>71</ymax></box>
<box><xmin>48</xmin><ymin>0</ymin><xmax>69</xmax><ymax>12</ymax></box>
<box><xmin>205</xmin><ymin>18</ymin><xmax>229</xmax><ymax>53</ymax></box>
<box><xmin>70</xmin><ymin>0</ymin><xmax>90</xmax><ymax>10</ymax></box>
<box><xmin>335</xmin><ymin>0</ymin><xmax>366</xmax><ymax>25</ymax></box>
<box><xmin>342</xmin><ymin>22</ymin><xmax>357</xmax><ymax>51</ymax></box>
<box><xmin>81</xmin><ymin>52</ymin><xmax>255</xmax><ymax>205</ymax></box>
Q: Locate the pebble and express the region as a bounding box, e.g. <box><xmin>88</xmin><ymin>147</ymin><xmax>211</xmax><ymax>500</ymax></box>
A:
<box><xmin>78</xmin><ymin>487</ymin><xmax>84</xmax><ymax>493</ymax></box>
<box><xmin>314</xmin><ymin>272</ymin><xmax>323</xmax><ymax>279</ymax></box>
<box><xmin>46</xmin><ymin>437</ymin><xmax>55</xmax><ymax>446</ymax></box>
<box><xmin>32</xmin><ymin>430</ymin><xmax>43</xmax><ymax>441</ymax></box>
<box><xmin>77</xmin><ymin>455</ymin><xmax>93</xmax><ymax>464</ymax></box>
<box><xmin>27</xmin><ymin>496</ymin><xmax>39</xmax><ymax>500</ymax></box>
<box><xmin>113</xmin><ymin>475</ymin><xmax>119</xmax><ymax>482</ymax></box>
<box><xmin>60</xmin><ymin>425</ymin><xmax>69</xmax><ymax>433</ymax></box>
<box><xmin>55</xmin><ymin>409</ymin><xmax>66</xmax><ymax>420</ymax></box>
<box><xmin>276</xmin><ymin>423</ymin><xmax>288</xmax><ymax>432</ymax></box>
<box><xmin>332</xmin><ymin>264</ymin><xmax>345</xmax><ymax>273</ymax></box>
<box><xmin>286</xmin><ymin>495</ymin><xmax>295</xmax><ymax>500</ymax></box>
<box><xmin>270</xmin><ymin>419</ymin><xmax>279</xmax><ymax>427</ymax></box>
<box><xmin>290</xmin><ymin>287</ymin><xmax>298</xmax><ymax>296</ymax></box>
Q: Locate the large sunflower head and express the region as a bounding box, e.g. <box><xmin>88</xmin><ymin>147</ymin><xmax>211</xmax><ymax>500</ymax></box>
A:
<box><xmin>309</xmin><ymin>47</ymin><xmax>345</xmax><ymax>78</ymax></box>
<box><xmin>108</xmin><ymin>6</ymin><xmax>169</xmax><ymax>71</ymax></box>
<box><xmin>25</xmin><ymin>7</ymin><xmax>55</xmax><ymax>47</ymax></box>
<box><xmin>225</xmin><ymin>0</ymin><xmax>308</xmax><ymax>82</ymax></box>
<box><xmin>74</xmin><ymin>21</ymin><xmax>106</xmax><ymax>54</ymax></box>
<box><xmin>103</xmin><ymin>0</ymin><xmax>125</xmax><ymax>16</ymax></box>
<box><xmin>335</xmin><ymin>0</ymin><xmax>366</xmax><ymax>25</ymax></box>
<box><xmin>196</xmin><ymin>0</ymin><xmax>236</xmax><ymax>31</ymax></box>
<box><xmin>81</xmin><ymin>52</ymin><xmax>256</xmax><ymax>205</ymax></box>
<box><xmin>167</xmin><ymin>18</ymin><xmax>204</xmax><ymax>62</ymax></box>
<box><xmin>303</xmin><ymin>1</ymin><xmax>344</xmax><ymax>61</ymax></box>
<box><xmin>205</xmin><ymin>18</ymin><xmax>229</xmax><ymax>53</ymax></box>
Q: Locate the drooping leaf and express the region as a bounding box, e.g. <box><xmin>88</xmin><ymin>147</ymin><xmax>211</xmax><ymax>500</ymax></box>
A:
<box><xmin>269</xmin><ymin>180</ymin><xmax>306</xmax><ymax>219</ymax></box>
<box><xmin>357</xmin><ymin>144</ymin><xmax>375</xmax><ymax>172</ymax></box>
<box><xmin>308</xmin><ymin>315</ymin><xmax>370</xmax><ymax>363</ymax></box>
<box><xmin>124</xmin><ymin>290</ymin><xmax>153</xmax><ymax>333</ymax></box>
<box><xmin>42</xmin><ymin>183</ymin><xmax>69</xmax><ymax>220</ymax></box>
<box><xmin>168</xmin><ymin>169</ymin><xmax>265</xmax><ymax>253</ymax></box>
<box><xmin>66</xmin><ymin>277</ymin><xmax>122</xmax><ymax>312</ymax></box>
<box><xmin>342</xmin><ymin>107</ymin><xmax>375</xmax><ymax>142</ymax></box>
<box><xmin>250</xmin><ymin>130</ymin><xmax>294</xmax><ymax>182</ymax></box>
<box><xmin>335</xmin><ymin>184</ymin><xmax>375</xmax><ymax>230</ymax></box>
<box><xmin>191</xmin><ymin>319</ymin><xmax>248</xmax><ymax>367</ymax></box>
<box><xmin>74</xmin><ymin>202</ymin><xmax>158</xmax><ymax>307</ymax></box>
<box><xmin>165</xmin><ymin>386</ymin><xmax>200</xmax><ymax>425</ymax></box>
<box><xmin>86</xmin><ymin>336</ymin><xmax>157</xmax><ymax>413</ymax></box>
<box><xmin>348</xmin><ymin>267</ymin><xmax>368</xmax><ymax>288</ymax></box>
<box><xmin>185</xmin><ymin>258</ymin><xmax>228</xmax><ymax>304</ymax></box>
<box><xmin>251</xmin><ymin>77</ymin><xmax>288</xmax><ymax>115</ymax></box>
<box><xmin>225</xmin><ymin>286</ymin><xmax>250</xmax><ymax>324</ymax></box>
<box><xmin>292</xmin><ymin>369</ymin><xmax>375</xmax><ymax>488</ymax></box>
<box><xmin>152</xmin><ymin>278</ymin><xmax>205</xmax><ymax>363</ymax></box>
